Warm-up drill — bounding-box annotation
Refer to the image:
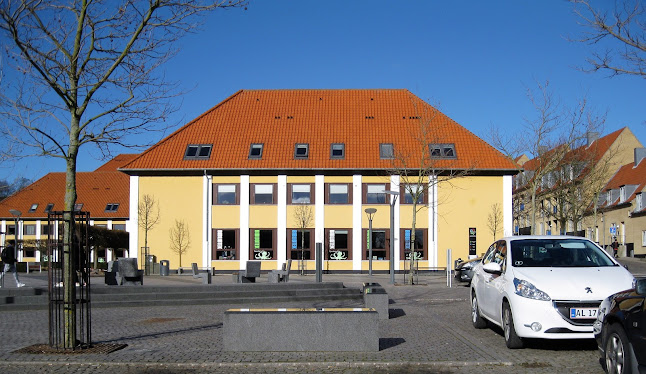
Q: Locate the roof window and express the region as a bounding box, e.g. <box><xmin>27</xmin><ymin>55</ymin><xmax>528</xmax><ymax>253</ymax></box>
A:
<box><xmin>105</xmin><ymin>203</ymin><xmax>119</xmax><ymax>212</ymax></box>
<box><xmin>249</xmin><ymin>144</ymin><xmax>264</xmax><ymax>159</ymax></box>
<box><xmin>184</xmin><ymin>144</ymin><xmax>212</xmax><ymax>160</ymax></box>
<box><xmin>29</xmin><ymin>203</ymin><xmax>38</xmax><ymax>213</ymax></box>
<box><xmin>74</xmin><ymin>203</ymin><xmax>84</xmax><ymax>211</ymax></box>
<box><xmin>44</xmin><ymin>203</ymin><xmax>54</xmax><ymax>213</ymax></box>
<box><xmin>428</xmin><ymin>143</ymin><xmax>457</xmax><ymax>159</ymax></box>
<box><xmin>330</xmin><ymin>143</ymin><xmax>345</xmax><ymax>159</ymax></box>
<box><xmin>380</xmin><ymin>143</ymin><xmax>394</xmax><ymax>159</ymax></box>
<box><xmin>294</xmin><ymin>144</ymin><xmax>309</xmax><ymax>159</ymax></box>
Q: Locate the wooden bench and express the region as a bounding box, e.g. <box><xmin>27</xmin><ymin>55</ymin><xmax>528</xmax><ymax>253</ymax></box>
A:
<box><xmin>191</xmin><ymin>263</ymin><xmax>211</xmax><ymax>284</ymax></box>
<box><xmin>223</xmin><ymin>308</ymin><xmax>379</xmax><ymax>352</ymax></box>
<box><xmin>26</xmin><ymin>262</ymin><xmax>42</xmax><ymax>273</ymax></box>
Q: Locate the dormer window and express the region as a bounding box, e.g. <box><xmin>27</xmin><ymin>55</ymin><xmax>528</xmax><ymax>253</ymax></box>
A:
<box><xmin>29</xmin><ymin>204</ymin><xmax>38</xmax><ymax>213</ymax></box>
<box><xmin>619</xmin><ymin>186</ymin><xmax>626</xmax><ymax>203</ymax></box>
<box><xmin>184</xmin><ymin>144</ymin><xmax>212</xmax><ymax>160</ymax></box>
<box><xmin>428</xmin><ymin>143</ymin><xmax>457</xmax><ymax>159</ymax></box>
<box><xmin>330</xmin><ymin>143</ymin><xmax>345</xmax><ymax>159</ymax></box>
<box><xmin>380</xmin><ymin>143</ymin><xmax>394</xmax><ymax>159</ymax></box>
<box><xmin>294</xmin><ymin>143</ymin><xmax>309</xmax><ymax>159</ymax></box>
<box><xmin>249</xmin><ymin>144</ymin><xmax>264</xmax><ymax>159</ymax></box>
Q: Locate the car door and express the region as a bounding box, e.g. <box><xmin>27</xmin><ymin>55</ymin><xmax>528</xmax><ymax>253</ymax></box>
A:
<box><xmin>626</xmin><ymin>292</ymin><xmax>646</xmax><ymax>365</ymax></box>
<box><xmin>473</xmin><ymin>243</ymin><xmax>496</xmax><ymax>318</ymax></box>
<box><xmin>480</xmin><ymin>240</ymin><xmax>508</xmax><ymax>324</ymax></box>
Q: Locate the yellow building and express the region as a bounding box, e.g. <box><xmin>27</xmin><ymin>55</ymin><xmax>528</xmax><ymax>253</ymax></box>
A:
<box><xmin>121</xmin><ymin>89</ymin><xmax>518</xmax><ymax>272</ymax></box>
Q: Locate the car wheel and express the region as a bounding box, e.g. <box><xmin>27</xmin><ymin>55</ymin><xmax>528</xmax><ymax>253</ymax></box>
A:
<box><xmin>605</xmin><ymin>323</ymin><xmax>633</xmax><ymax>374</ymax></box>
<box><xmin>502</xmin><ymin>302</ymin><xmax>524</xmax><ymax>349</ymax></box>
<box><xmin>471</xmin><ymin>292</ymin><xmax>487</xmax><ymax>329</ymax></box>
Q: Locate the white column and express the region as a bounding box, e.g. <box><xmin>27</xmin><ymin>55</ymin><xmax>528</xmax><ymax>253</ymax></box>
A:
<box><xmin>315</xmin><ymin>175</ymin><xmax>325</xmax><ymax>245</ymax></box>
<box><xmin>203</xmin><ymin>173</ymin><xmax>213</xmax><ymax>267</ymax></box>
<box><xmin>429</xmin><ymin>176</ymin><xmax>438</xmax><ymax>268</ymax></box>
<box><xmin>128</xmin><ymin>176</ymin><xmax>140</xmax><ymax>260</ymax></box>
<box><xmin>277</xmin><ymin>175</ymin><xmax>287</xmax><ymax>265</ymax></box>
<box><xmin>352</xmin><ymin>175</ymin><xmax>363</xmax><ymax>271</ymax></box>
<box><xmin>503</xmin><ymin>175</ymin><xmax>513</xmax><ymax>237</ymax></box>
<box><xmin>390</xmin><ymin>175</ymin><xmax>400</xmax><ymax>270</ymax></box>
<box><xmin>239</xmin><ymin>175</ymin><xmax>250</xmax><ymax>269</ymax></box>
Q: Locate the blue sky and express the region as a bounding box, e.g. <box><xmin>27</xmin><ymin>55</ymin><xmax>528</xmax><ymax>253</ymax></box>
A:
<box><xmin>2</xmin><ymin>0</ymin><xmax>645</xmax><ymax>183</ymax></box>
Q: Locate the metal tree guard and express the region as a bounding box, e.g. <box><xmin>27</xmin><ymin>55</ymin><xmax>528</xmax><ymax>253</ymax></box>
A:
<box><xmin>47</xmin><ymin>211</ymin><xmax>92</xmax><ymax>350</ymax></box>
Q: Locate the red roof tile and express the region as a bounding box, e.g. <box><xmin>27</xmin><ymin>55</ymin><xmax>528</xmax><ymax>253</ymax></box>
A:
<box><xmin>122</xmin><ymin>89</ymin><xmax>517</xmax><ymax>172</ymax></box>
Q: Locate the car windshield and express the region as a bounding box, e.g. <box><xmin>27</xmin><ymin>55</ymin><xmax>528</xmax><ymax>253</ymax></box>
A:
<box><xmin>510</xmin><ymin>239</ymin><xmax>616</xmax><ymax>268</ymax></box>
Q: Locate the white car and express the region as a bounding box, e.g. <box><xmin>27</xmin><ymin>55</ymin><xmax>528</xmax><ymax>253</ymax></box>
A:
<box><xmin>470</xmin><ymin>236</ymin><xmax>634</xmax><ymax>349</ymax></box>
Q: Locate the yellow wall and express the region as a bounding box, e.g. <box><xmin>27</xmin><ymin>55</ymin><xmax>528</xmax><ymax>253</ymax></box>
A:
<box><xmin>139</xmin><ymin>176</ymin><xmax>203</xmax><ymax>269</ymax></box>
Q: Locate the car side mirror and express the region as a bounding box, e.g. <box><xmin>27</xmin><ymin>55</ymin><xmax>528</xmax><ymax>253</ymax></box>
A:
<box><xmin>635</xmin><ymin>278</ymin><xmax>646</xmax><ymax>296</ymax></box>
<box><xmin>483</xmin><ymin>262</ymin><xmax>502</xmax><ymax>275</ymax></box>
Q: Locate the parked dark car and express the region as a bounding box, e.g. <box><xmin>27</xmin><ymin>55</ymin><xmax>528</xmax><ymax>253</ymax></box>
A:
<box><xmin>594</xmin><ymin>277</ymin><xmax>646</xmax><ymax>374</ymax></box>
<box><xmin>454</xmin><ymin>257</ymin><xmax>481</xmax><ymax>284</ymax></box>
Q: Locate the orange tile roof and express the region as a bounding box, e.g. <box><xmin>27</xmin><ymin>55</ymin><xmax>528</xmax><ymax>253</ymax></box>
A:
<box><xmin>0</xmin><ymin>155</ymin><xmax>131</xmax><ymax>220</ymax></box>
<box><xmin>602</xmin><ymin>158</ymin><xmax>646</xmax><ymax>211</ymax></box>
<box><xmin>94</xmin><ymin>154</ymin><xmax>138</xmax><ymax>172</ymax></box>
<box><xmin>121</xmin><ymin>89</ymin><xmax>517</xmax><ymax>173</ymax></box>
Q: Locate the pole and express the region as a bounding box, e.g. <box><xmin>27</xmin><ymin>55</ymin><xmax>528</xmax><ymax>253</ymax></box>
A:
<box><xmin>368</xmin><ymin>216</ymin><xmax>373</xmax><ymax>276</ymax></box>
<box><xmin>389</xmin><ymin>197</ymin><xmax>396</xmax><ymax>285</ymax></box>
<box><xmin>315</xmin><ymin>243</ymin><xmax>322</xmax><ymax>283</ymax></box>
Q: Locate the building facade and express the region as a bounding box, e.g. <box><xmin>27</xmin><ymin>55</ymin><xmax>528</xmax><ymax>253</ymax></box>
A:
<box><xmin>122</xmin><ymin>89</ymin><xmax>518</xmax><ymax>272</ymax></box>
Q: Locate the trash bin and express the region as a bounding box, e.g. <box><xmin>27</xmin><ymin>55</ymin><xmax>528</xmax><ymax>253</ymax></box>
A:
<box><xmin>160</xmin><ymin>260</ymin><xmax>170</xmax><ymax>276</ymax></box>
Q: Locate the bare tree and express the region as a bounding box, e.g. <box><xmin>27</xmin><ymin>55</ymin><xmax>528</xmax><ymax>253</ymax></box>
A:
<box><xmin>169</xmin><ymin>219</ymin><xmax>190</xmax><ymax>269</ymax></box>
<box><xmin>138</xmin><ymin>194</ymin><xmax>160</xmax><ymax>268</ymax></box>
<box><xmin>390</xmin><ymin>95</ymin><xmax>472</xmax><ymax>285</ymax></box>
<box><xmin>0</xmin><ymin>0</ymin><xmax>245</xmax><ymax>349</ymax></box>
<box><xmin>487</xmin><ymin>203</ymin><xmax>503</xmax><ymax>240</ymax></box>
<box><xmin>572</xmin><ymin>0</ymin><xmax>646</xmax><ymax>79</ymax></box>
<box><xmin>292</xmin><ymin>205</ymin><xmax>313</xmax><ymax>275</ymax></box>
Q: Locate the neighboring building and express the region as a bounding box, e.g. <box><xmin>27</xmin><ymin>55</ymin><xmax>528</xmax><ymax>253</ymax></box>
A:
<box><xmin>513</xmin><ymin>128</ymin><xmax>643</xmax><ymax>239</ymax></box>
<box><xmin>121</xmin><ymin>89</ymin><xmax>518</xmax><ymax>273</ymax></box>
<box><xmin>0</xmin><ymin>154</ymin><xmax>135</xmax><ymax>263</ymax></box>
<box><xmin>592</xmin><ymin>148</ymin><xmax>646</xmax><ymax>257</ymax></box>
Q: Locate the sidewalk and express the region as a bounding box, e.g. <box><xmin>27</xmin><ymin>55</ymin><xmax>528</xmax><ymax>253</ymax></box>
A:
<box><xmin>0</xmin><ymin>271</ymin><xmax>605</xmax><ymax>374</ymax></box>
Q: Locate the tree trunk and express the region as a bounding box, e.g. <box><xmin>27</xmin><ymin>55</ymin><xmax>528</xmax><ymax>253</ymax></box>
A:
<box><xmin>63</xmin><ymin>129</ymin><xmax>79</xmax><ymax>348</ymax></box>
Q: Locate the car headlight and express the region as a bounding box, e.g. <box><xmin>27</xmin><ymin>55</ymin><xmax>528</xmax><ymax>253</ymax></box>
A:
<box><xmin>513</xmin><ymin>278</ymin><xmax>551</xmax><ymax>301</ymax></box>
<box><xmin>593</xmin><ymin>297</ymin><xmax>611</xmax><ymax>335</ymax></box>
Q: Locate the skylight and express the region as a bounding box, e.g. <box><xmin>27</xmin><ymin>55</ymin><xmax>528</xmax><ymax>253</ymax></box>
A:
<box><xmin>330</xmin><ymin>143</ymin><xmax>345</xmax><ymax>159</ymax></box>
<box><xmin>105</xmin><ymin>203</ymin><xmax>119</xmax><ymax>212</ymax></box>
<box><xmin>249</xmin><ymin>144</ymin><xmax>264</xmax><ymax>159</ymax></box>
<box><xmin>428</xmin><ymin>143</ymin><xmax>457</xmax><ymax>159</ymax></box>
<box><xmin>380</xmin><ymin>143</ymin><xmax>394</xmax><ymax>159</ymax></box>
<box><xmin>184</xmin><ymin>144</ymin><xmax>212</xmax><ymax>160</ymax></box>
<box><xmin>294</xmin><ymin>144</ymin><xmax>309</xmax><ymax>159</ymax></box>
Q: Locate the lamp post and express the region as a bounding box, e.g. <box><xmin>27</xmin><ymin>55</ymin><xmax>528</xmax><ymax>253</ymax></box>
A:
<box><xmin>383</xmin><ymin>190</ymin><xmax>399</xmax><ymax>284</ymax></box>
<box><xmin>9</xmin><ymin>209</ymin><xmax>21</xmax><ymax>259</ymax></box>
<box><xmin>364</xmin><ymin>208</ymin><xmax>377</xmax><ymax>276</ymax></box>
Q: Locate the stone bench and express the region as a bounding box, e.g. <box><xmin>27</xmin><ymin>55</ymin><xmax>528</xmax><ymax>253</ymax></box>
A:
<box><xmin>363</xmin><ymin>282</ymin><xmax>389</xmax><ymax>320</ymax></box>
<box><xmin>191</xmin><ymin>263</ymin><xmax>211</xmax><ymax>284</ymax></box>
<box><xmin>223</xmin><ymin>307</ymin><xmax>379</xmax><ymax>352</ymax></box>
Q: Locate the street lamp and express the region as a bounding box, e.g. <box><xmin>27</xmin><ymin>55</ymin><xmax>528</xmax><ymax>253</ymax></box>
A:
<box><xmin>383</xmin><ymin>190</ymin><xmax>399</xmax><ymax>284</ymax></box>
<box><xmin>9</xmin><ymin>209</ymin><xmax>21</xmax><ymax>259</ymax></box>
<box><xmin>364</xmin><ymin>208</ymin><xmax>377</xmax><ymax>276</ymax></box>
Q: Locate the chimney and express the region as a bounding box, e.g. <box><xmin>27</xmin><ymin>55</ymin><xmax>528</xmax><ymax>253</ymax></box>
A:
<box><xmin>635</xmin><ymin>148</ymin><xmax>646</xmax><ymax>166</ymax></box>
<box><xmin>587</xmin><ymin>131</ymin><xmax>600</xmax><ymax>146</ymax></box>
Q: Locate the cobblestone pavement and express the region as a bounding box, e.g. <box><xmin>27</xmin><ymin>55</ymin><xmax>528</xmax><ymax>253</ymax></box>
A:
<box><xmin>3</xmin><ymin>258</ymin><xmax>645</xmax><ymax>374</ymax></box>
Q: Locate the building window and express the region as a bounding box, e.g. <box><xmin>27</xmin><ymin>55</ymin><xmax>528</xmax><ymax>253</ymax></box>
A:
<box><xmin>380</xmin><ymin>143</ymin><xmax>394</xmax><ymax>159</ymax></box>
<box><xmin>636</xmin><ymin>193</ymin><xmax>643</xmax><ymax>212</ymax></box>
<box><xmin>251</xmin><ymin>229</ymin><xmax>275</xmax><ymax>260</ymax></box>
<box><xmin>364</xmin><ymin>184</ymin><xmax>387</xmax><ymax>204</ymax></box>
<box><xmin>184</xmin><ymin>144</ymin><xmax>212</xmax><ymax>160</ymax></box>
<box><xmin>105</xmin><ymin>203</ymin><xmax>119</xmax><ymax>212</ymax></box>
<box><xmin>620</xmin><ymin>186</ymin><xmax>626</xmax><ymax>203</ymax></box>
<box><xmin>213</xmin><ymin>229</ymin><xmax>238</xmax><ymax>260</ymax></box>
<box><xmin>112</xmin><ymin>224</ymin><xmax>126</xmax><ymax>231</ymax></box>
<box><xmin>643</xmin><ymin>230</ymin><xmax>646</xmax><ymax>246</ymax></box>
<box><xmin>327</xmin><ymin>229</ymin><xmax>351</xmax><ymax>260</ymax></box>
<box><xmin>402</xmin><ymin>229</ymin><xmax>426</xmax><ymax>260</ymax></box>
<box><xmin>365</xmin><ymin>229</ymin><xmax>388</xmax><ymax>260</ymax></box>
<box><xmin>44</xmin><ymin>203</ymin><xmax>54</xmax><ymax>213</ymax></box>
<box><xmin>251</xmin><ymin>184</ymin><xmax>274</xmax><ymax>204</ymax></box>
<box><xmin>23</xmin><ymin>246</ymin><xmax>36</xmax><ymax>258</ymax></box>
<box><xmin>402</xmin><ymin>184</ymin><xmax>424</xmax><ymax>204</ymax></box>
<box><xmin>428</xmin><ymin>143</ymin><xmax>457</xmax><ymax>159</ymax></box>
<box><xmin>327</xmin><ymin>183</ymin><xmax>351</xmax><ymax>204</ymax></box>
<box><xmin>249</xmin><ymin>144</ymin><xmax>264</xmax><ymax>159</ymax></box>
<box><xmin>24</xmin><ymin>224</ymin><xmax>36</xmax><ymax>235</ymax></box>
<box><xmin>330</xmin><ymin>143</ymin><xmax>345</xmax><ymax>159</ymax></box>
<box><xmin>290</xmin><ymin>229</ymin><xmax>313</xmax><ymax>260</ymax></box>
<box><xmin>41</xmin><ymin>224</ymin><xmax>50</xmax><ymax>236</ymax></box>
<box><xmin>29</xmin><ymin>204</ymin><xmax>38</xmax><ymax>213</ymax></box>
<box><xmin>7</xmin><ymin>225</ymin><xmax>15</xmax><ymax>236</ymax></box>
<box><xmin>290</xmin><ymin>184</ymin><xmax>312</xmax><ymax>204</ymax></box>
<box><xmin>294</xmin><ymin>143</ymin><xmax>309</xmax><ymax>159</ymax></box>
<box><xmin>215</xmin><ymin>184</ymin><xmax>238</xmax><ymax>205</ymax></box>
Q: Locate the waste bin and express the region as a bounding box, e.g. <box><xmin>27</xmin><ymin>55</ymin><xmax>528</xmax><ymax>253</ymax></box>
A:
<box><xmin>160</xmin><ymin>260</ymin><xmax>170</xmax><ymax>276</ymax></box>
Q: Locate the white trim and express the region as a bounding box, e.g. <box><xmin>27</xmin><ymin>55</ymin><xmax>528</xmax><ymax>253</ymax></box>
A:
<box><xmin>239</xmin><ymin>175</ymin><xmax>250</xmax><ymax>268</ymax></box>
<box><xmin>128</xmin><ymin>176</ymin><xmax>139</xmax><ymax>260</ymax></box>
<box><xmin>390</xmin><ymin>175</ymin><xmax>400</xmax><ymax>270</ymax></box>
<box><xmin>203</xmin><ymin>174</ymin><xmax>212</xmax><ymax>267</ymax></box>
<box><xmin>429</xmin><ymin>175</ymin><xmax>438</xmax><ymax>268</ymax></box>
<box><xmin>315</xmin><ymin>175</ymin><xmax>325</xmax><ymax>245</ymax></box>
<box><xmin>277</xmin><ymin>175</ymin><xmax>287</xmax><ymax>264</ymax></box>
<box><xmin>352</xmin><ymin>175</ymin><xmax>363</xmax><ymax>271</ymax></box>
<box><xmin>503</xmin><ymin>175</ymin><xmax>513</xmax><ymax>237</ymax></box>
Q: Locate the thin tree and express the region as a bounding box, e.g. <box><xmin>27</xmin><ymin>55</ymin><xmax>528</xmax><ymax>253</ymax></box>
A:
<box><xmin>571</xmin><ymin>0</ymin><xmax>646</xmax><ymax>79</ymax></box>
<box><xmin>391</xmin><ymin>95</ymin><xmax>472</xmax><ymax>285</ymax></box>
<box><xmin>487</xmin><ymin>203</ymin><xmax>503</xmax><ymax>241</ymax></box>
<box><xmin>0</xmin><ymin>0</ymin><xmax>246</xmax><ymax>349</ymax></box>
<box><xmin>169</xmin><ymin>219</ymin><xmax>190</xmax><ymax>269</ymax></box>
<box><xmin>293</xmin><ymin>205</ymin><xmax>313</xmax><ymax>275</ymax></box>
<box><xmin>138</xmin><ymin>194</ymin><xmax>160</xmax><ymax>270</ymax></box>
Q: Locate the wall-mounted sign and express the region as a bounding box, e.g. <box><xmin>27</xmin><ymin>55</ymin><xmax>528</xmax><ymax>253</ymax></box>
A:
<box><xmin>469</xmin><ymin>227</ymin><xmax>476</xmax><ymax>256</ymax></box>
